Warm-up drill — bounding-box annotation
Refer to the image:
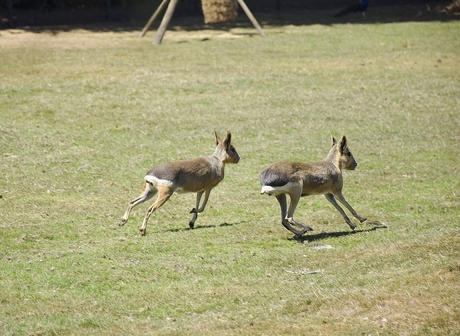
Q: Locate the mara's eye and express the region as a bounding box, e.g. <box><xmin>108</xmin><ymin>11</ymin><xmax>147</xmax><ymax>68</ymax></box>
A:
<box><xmin>346</xmin><ymin>152</ymin><xmax>352</xmax><ymax>157</ymax></box>
<box><xmin>231</xmin><ymin>147</ymin><xmax>236</xmax><ymax>152</ymax></box>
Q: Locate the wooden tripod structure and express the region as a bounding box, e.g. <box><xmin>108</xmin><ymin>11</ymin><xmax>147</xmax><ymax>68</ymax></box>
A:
<box><xmin>140</xmin><ymin>0</ymin><xmax>265</xmax><ymax>45</ymax></box>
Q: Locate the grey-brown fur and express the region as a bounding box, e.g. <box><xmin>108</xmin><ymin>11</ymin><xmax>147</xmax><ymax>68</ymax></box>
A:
<box><xmin>119</xmin><ymin>132</ymin><xmax>240</xmax><ymax>235</ymax></box>
<box><xmin>260</xmin><ymin>135</ymin><xmax>366</xmax><ymax>236</ymax></box>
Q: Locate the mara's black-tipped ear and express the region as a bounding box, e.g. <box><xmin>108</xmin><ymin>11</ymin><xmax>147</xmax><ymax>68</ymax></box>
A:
<box><xmin>331</xmin><ymin>136</ymin><xmax>337</xmax><ymax>147</ymax></box>
<box><xmin>338</xmin><ymin>135</ymin><xmax>347</xmax><ymax>154</ymax></box>
<box><xmin>214</xmin><ymin>131</ymin><xmax>222</xmax><ymax>146</ymax></box>
<box><xmin>223</xmin><ymin>131</ymin><xmax>232</xmax><ymax>151</ymax></box>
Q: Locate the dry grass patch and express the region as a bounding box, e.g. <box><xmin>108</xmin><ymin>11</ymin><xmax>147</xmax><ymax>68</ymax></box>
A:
<box><xmin>0</xmin><ymin>28</ymin><xmax>139</xmax><ymax>49</ymax></box>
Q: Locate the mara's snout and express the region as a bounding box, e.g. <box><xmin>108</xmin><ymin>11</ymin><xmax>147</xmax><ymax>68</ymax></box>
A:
<box><xmin>344</xmin><ymin>157</ymin><xmax>357</xmax><ymax>170</ymax></box>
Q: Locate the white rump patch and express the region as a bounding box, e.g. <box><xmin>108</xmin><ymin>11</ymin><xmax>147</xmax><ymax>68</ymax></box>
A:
<box><xmin>144</xmin><ymin>175</ymin><xmax>174</xmax><ymax>188</ymax></box>
<box><xmin>144</xmin><ymin>175</ymin><xmax>192</xmax><ymax>193</ymax></box>
<box><xmin>260</xmin><ymin>182</ymin><xmax>299</xmax><ymax>196</ymax></box>
<box><xmin>260</xmin><ymin>183</ymin><xmax>293</xmax><ymax>196</ymax></box>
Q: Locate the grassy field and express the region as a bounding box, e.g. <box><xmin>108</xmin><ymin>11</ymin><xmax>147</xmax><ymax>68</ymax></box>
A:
<box><xmin>1</xmin><ymin>7</ymin><xmax>459</xmax><ymax>336</ymax></box>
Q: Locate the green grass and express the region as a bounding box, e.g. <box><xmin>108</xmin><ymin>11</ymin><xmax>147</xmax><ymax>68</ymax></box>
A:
<box><xmin>1</xmin><ymin>9</ymin><xmax>459</xmax><ymax>335</ymax></box>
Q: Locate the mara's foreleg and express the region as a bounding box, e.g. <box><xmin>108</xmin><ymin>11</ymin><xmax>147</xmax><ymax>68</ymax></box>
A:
<box><xmin>325</xmin><ymin>193</ymin><xmax>366</xmax><ymax>230</ymax></box>
<box><xmin>334</xmin><ymin>192</ymin><xmax>367</xmax><ymax>223</ymax></box>
<box><xmin>119</xmin><ymin>181</ymin><xmax>157</xmax><ymax>227</ymax></box>
<box><xmin>276</xmin><ymin>194</ymin><xmax>311</xmax><ymax>236</ymax></box>
<box><xmin>139</xmin><ymin>185</ymin><xmax>173</xmax><ymax>236</ymax></box>
<box><xmin>189</xmin><ymin>189</ymin><xmax>211</xmax><ymax>229</ymax></box>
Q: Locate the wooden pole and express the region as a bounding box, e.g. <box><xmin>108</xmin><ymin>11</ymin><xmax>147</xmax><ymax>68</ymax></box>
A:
<box><xmin>8</xmin><ymin>0</ymin><xmax>13</xmax><ymax>28</ymax></box>
<box><xmin>139</xmin><ymin>0</ymin><xmax>170</xmax><ymax>38</ymax></box>
<box><xmin>107</xmin><ymin>0</ymin><xmax>112</xmax><ymax>21</ymax></box>
<box><xmin>236</xmin><ymin>0</ymin><xmax>265</xmax><ymax>37</ymax></box>
<box><xmin>153</xmin><ymin>0</ymin><xmax>178</xmax><ymax>45</ymax></box>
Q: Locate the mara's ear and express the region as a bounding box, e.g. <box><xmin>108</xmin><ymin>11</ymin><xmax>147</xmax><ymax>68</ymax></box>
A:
<box><xmin>223</xmin><ymin>131</ymin><xmax>232</xmax><ymax>151</ymax></box>
<box><xmin>338</xmin><ymin>135</ymin><xmax>347</xmax><ymax>154</ymax></box>
<box><xmin>331</xmin><ymin>136</ymin><xmax>337</xmax><ymax>147</ymax></box>
<box><xmin>214</xmin><ymin>131</ymin><xmax>222</xmax><ymax>146</ymax></box>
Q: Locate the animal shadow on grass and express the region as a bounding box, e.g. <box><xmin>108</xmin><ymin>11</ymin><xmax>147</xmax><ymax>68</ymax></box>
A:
<box><xmin>295</xmin><ymin>221</ymin><xmax>388</xmax><ymax>243</ymax></box>
<box><xmin>163</xmin><ymin>220</ymin><xmax>247</xmax><ymax>233</ymax></box>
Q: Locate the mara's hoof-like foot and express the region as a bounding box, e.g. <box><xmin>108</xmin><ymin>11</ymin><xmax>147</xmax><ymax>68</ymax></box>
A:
<box><xmin>348</xmin><ymin>223</ymin><xmax>357</xmax><ymax>230</ymax></box>
<box><xmin>293</xmin><ymin>227</ymin><xmax>313</xmax><ymax>239</ymax></box>
<box><xmin>119</xmin><ymin>219</ymin><xmax>127</xmax><ymax>227</ymax></box>
<box><xmin>359</xmin><ymin>217</ymin><xmax>367</xmax><ymax>223</ymax></box>
<box><xmin>139</xmin><ymin>228</ymin><xmax>146</xmax><ymax>236</ymax></box>
<box><xmin>288</xmin><ymin>219</ymin><xmax>313</xmax><ymax>232</ymax></box>
<box><xmin>189</xmin><ymin>210</ymin><xmax>198</xmax><ymax>229</ymax></box>
<box><xmin>301</xmin><ymin>227</ymin><xmax>313</xmax><ymax>235</ymax></box>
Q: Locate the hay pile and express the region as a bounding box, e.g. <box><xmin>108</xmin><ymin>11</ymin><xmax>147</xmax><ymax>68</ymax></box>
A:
<box><xmin>444</xmin><ymin>0</ymin><xmax>460</xmax><ymax>14</ymax></box>
<box><xmin>201</xmin><ymin>0</ymin><xmax>238</xmax><ymax>23</ymax></box>
<box><xmin>434</xmin><ymin>0</ymin><xmax>460</xmax><ymax>14</ymax></box>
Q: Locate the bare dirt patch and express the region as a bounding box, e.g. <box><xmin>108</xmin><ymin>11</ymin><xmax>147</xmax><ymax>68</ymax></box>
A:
<box><xmin>0</xmin><ymin>26</ymin><xmax>248</xmax><ymax>50</ymax></box>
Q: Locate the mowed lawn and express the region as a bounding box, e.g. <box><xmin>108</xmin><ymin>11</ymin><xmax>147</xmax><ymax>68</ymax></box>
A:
<box><xmin>0</xmin><ymin>8</ymin><xmax>459</xmax><ymax>336</ymax></box>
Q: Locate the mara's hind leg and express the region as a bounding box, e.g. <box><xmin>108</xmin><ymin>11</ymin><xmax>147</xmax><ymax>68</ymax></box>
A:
<box><xmin>276</xmin><ymin>194</ymin><xmax>311</xmax><ymax>236</ymax></box>
<box><xmin>286</xmin><ymin>193</ymin><xmax>313</xmax><ymax>232</ymax></box>
<box><xmin>119</xmin><ymin>181</ymin><xmax>157</xmax><ymax>227</ymax></box>
<box><xmin>139</xmin><ymin>185</ymin><xmax>173</xmax><ymax>236</ymax></box>
<box><xmin>286</xmin><ymin>187</ymin><xmax>313</xmax><ymax>233</ymax></box>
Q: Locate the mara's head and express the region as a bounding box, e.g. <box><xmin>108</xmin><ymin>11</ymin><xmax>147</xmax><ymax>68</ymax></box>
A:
<box><xmin>215</xmin><ymin>131</ymin><xmax>240</xmax><ymax>164</ymax></box>
<box><xmin>332</xmin><ymin>135</ymin><xmax>357</xmax><ymax>170</ymax></box>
